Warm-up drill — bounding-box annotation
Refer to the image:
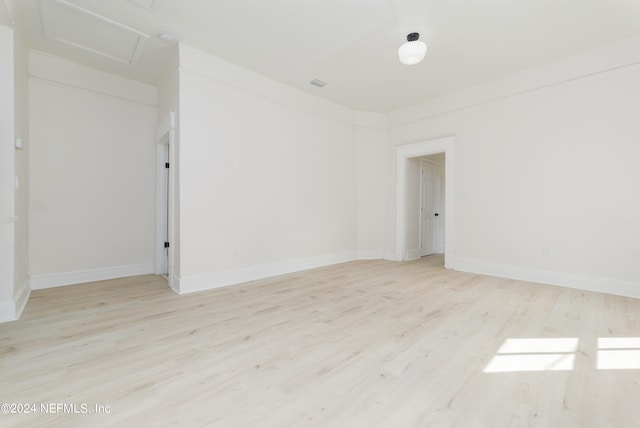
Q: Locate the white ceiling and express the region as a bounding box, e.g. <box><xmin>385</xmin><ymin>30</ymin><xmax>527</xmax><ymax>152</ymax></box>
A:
<box><xmin>7</xmin><ymin>0</ymin><xmax>640</xmax><ymax>112</ymax></box>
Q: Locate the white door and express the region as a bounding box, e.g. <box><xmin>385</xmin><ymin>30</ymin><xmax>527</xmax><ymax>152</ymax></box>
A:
<box><xmin>155</xmin><ymin>112</ymin><xmax>175</xmax><ymax>279</ymax></box>
<box><xmin>420</xmin><ymin>159</ymin><xmax>440</xmax><ymax>256</ymax></box>
<box><xmin>156</xmin><ymin>138</ymin><xmax>170</xmax><ymax>275</ymax></box>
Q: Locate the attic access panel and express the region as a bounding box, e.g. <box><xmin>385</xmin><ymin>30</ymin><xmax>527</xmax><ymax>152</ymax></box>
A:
<box><xmin>127</xmin><ymin>0</ymin><xmax>159</xmax><ymax>11</ymax></box>
<box><xmin>39</xmin><ymin>0</ymin><xmax>150</xmax><ymax>65</ymax></box>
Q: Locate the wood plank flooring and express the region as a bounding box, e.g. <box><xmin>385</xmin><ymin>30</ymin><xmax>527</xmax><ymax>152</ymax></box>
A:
<box><xmin>1</xmin><ymin>255</ymin><xmax>639</xmax><ymax>427</ymax></box>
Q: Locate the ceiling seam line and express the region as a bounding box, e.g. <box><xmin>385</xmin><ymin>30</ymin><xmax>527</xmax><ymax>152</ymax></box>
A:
<box><xmin>389</xmin><ymin>60</ymin><xmax>640</xmax><ymax>129</ymax></box>
<box><xmin>30</xmin><ymin>75</ymin><xmax>157</xmax><ymax>107</ymax></box>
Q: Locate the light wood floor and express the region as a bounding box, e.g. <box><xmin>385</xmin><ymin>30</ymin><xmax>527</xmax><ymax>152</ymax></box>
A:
<box><xmin>1</xmin><ymin>256</ymin><xmax>639</xmax><ymax>427</ymax></box>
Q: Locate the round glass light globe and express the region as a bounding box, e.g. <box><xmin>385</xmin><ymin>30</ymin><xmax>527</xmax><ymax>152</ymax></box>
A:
<box><xmin>398</xmin><ymin>40</ymin><xmax>427</xmax><ymax>65</ymax></box>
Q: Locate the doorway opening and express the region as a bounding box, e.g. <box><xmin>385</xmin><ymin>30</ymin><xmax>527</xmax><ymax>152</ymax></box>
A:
<box><xmin>419</xmin><ymin>155</ymin><xmax>443</xmax><ymax>257</ymax></box>
<box><xmin>155</xmin><ymin>112</ymin><xmax>175</xmax><ymax>284</ymax></box>
<box><xmin>156</xmin><ymin>136</ymin><xmax>169</xmax><ymax>277</ymax></box>
<box><xmin>403</xmin><ymin>155</ymin><xmax>444</xmax><ymax>261</ymax></box>
<box><xmin>395</xmin><ymin>136</ymin><xmax>455</xmax><ymax>268</ymax></box>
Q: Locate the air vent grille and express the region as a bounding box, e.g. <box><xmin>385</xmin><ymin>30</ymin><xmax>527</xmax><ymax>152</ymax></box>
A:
<box><xmin>310</xmin><ymin>79</ymin><xmax>327</xmax><ymax>88</ymax></box>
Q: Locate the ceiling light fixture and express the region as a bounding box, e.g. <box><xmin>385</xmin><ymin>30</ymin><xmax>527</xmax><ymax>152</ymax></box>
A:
<box><xmin>398</xmin><ymin>32</ymin><xmax>427</xmax><ymax>65</ymax></box>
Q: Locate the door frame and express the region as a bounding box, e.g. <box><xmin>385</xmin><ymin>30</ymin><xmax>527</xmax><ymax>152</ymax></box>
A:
<box><xmin>155</xmin><ymin>111</ymin><xmax>175</xmax><ymax>281</ymax></box>
<box><xmin>395</xmin><ymin>136</ymin><xmax>455</xmax><ymax>267</ymax></box>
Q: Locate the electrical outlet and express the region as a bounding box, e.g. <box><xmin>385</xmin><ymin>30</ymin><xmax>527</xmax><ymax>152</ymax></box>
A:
<box><xmin>543</xmin><ymin>248</ymin><xmax>551</xmax><ymax>257</ymax></box>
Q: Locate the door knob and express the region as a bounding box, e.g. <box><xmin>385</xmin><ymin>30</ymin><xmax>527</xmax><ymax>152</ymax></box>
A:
<box><xmin>434</xmin><ymin>213</ymin><xmax>439</xmax><ymax>216</ymax></box>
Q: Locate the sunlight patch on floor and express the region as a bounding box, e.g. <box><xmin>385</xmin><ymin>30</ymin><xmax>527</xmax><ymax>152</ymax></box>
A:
<box><xmin>597</xmin><ymin>337</ymin><xmax>640</xmax><ymax>370</ymax></box>
<box><xmin>485</xmin><ymin>337</ymin><xmax>640</xmax><ymax>372</ymax></box>
<box><xmin>484</xmin><ymin>338</ymin><xmax>578</xmax><ymax>373</ymax></box>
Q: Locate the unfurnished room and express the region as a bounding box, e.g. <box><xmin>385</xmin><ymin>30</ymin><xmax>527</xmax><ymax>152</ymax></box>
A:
<box><xmin>1</xmin><ymin>0</ymin><xmax>640</xmax><ymax>426</ymax></box>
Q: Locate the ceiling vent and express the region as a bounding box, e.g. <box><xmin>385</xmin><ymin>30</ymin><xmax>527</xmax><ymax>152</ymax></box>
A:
<box><xmin>39</xmin><ymin>0</ymin><xmax>150</xmax><ymax>65</ymax></box>
<box><xmin>310</xmin><ymin>79</ymin><xmax>327</xmax><ymax>88</ymax></box>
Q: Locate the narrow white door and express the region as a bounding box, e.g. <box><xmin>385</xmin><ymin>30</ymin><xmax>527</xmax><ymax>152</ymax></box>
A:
<box><xmin>420</xmin><ymin>159</ymin><xmax>440</xmax><ymax>256</ymax></box>
<box><xmin>156</xmin><ymin>139</ymin><xmax>170</xmax><ymax>275</ymax></box>
<box><xmin>162</xmin><ymin>143</ymin><xmax>169</xmax><ymax>274</ymax></box>
<box><xmin>155</xmin><ymin>111</ymin><xmax>175</xmax><ymax>283</ymax></box>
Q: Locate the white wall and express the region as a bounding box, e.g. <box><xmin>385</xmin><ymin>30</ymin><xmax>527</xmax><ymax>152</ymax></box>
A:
<box><xmin>431</xmin><ymin>153</ymin><xmax>446</xmax><ymax>253</ymax></box>
<box><xmin>29</xmin><ymin>53</ymin><xmax>158</xmax><ymax>289</ymax></box>
<box><xmin>176</xmin><ymin>44</ymin><xmax>358</xmax><ymax>292</ymax></box>
<box><xmin>355</xmin><ymin>112</ymin><xmax>387</xmax><ymax>259</ymax></box>
<box><xmin>385</xmin><ymin>36</ymin><xmax>640</xmax><ymax>298</ymax></box>
<box><xmin>13</xmin><ymin>21</ymin><xmax>29</xmax><ymax>317</ymax></box>
<box><xmin>0</xmin><ymin>24</ymin><xmax>15</xmax><ymax>321</ymax></box>
<box><xmin>0</xmin><ymin>18</ymin><xmax>30</xmax><ymax>322</ymax></box>
<box><xmin>0</xmin><ymin>3</ymin><xmax>10</xmax><ymax>27</ymax></box>
<box><xmin>156</xmin><ymin>47</ymin><xmax>180</xmax><ymax>289</ymax></box>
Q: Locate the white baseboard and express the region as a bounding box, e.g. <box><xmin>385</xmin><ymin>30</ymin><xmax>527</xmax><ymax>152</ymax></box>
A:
<box><xmin>169</xmin><ymin>274</ymin><xmax>180</xmax><ymax>294</ymax></box>
<box><xmin>383</xmin><ymin>249</ymin><xmax>398</xmax><ymax>261</ymax></box>
<box><xmin>0</xmin><ymin>300</ymin><xmax>15</xmax><ymax>323</ymax></box>
<box><xmin>405</xmin><ymin>248</ymin><xmax>422</xmax><ymax>261</ymax></box>
<box><xmin>0</xmin><ymin>284</ymin><xmax>32</xmax><ymax>323</ymax></box>
<box><xmin>178</xmin><ymin>251</ymin><xmax>356</xmax><ymax>294</ymax></box>
<box><xmin>454</xmin><ymin>257</ymin><xmax>640</xmax><ymax>300</ymax></box>
<box><xmin>30</xmin><ymin>263</ymin><xmax>155</xmax><ymax>290</ymax></box>
<box><xmin>14</xmin><ymin>284</ymin><xmax>30</xmax><ymax>319</ymax></box>
<box><xmin>356</xmin><ymin>249</ymin><xmax>385</xmax><ymax>260</ymax></box>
